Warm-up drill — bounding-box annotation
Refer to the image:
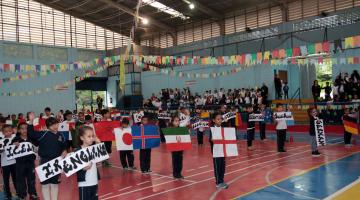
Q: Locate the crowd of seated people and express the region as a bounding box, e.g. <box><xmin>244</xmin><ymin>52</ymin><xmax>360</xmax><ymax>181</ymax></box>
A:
<box><xmin>143</xmin><ymin>85</ymin><xmax>270</xmax><ymax>110</ymax></box>
<box><xmin>312</xmin><ymin>70</ymin><xmax>360</xmax><ymax>103</ymax></box>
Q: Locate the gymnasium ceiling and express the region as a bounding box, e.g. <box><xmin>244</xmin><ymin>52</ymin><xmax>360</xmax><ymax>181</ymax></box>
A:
<box><xmin>33</xmin><ymin>0</ymin><xmax>285</xmax><ymax>40</ymax></box>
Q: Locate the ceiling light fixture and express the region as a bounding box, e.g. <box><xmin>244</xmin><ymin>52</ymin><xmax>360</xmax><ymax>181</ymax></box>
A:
<box><xmin>142</xmin><ymin>18</ymin><xmax>149</xmax><ymax>25</ymax></box>
<box><xmin>189</xmin><ymin>3</ymin><xmax>195</xmax><ymax>9</ymax></box>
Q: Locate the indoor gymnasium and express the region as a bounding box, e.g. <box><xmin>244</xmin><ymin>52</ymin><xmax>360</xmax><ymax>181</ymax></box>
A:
<box><xmin>0</xmin><ymin>0</ymin><xmax>360</xmax><ymax>199</ymax></box>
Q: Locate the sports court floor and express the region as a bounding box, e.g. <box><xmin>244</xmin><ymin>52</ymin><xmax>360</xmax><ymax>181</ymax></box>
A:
<box><xmin>1</xmin><ymin>132</ymin><xmax>360</xmax><ymax>200</ymax></box>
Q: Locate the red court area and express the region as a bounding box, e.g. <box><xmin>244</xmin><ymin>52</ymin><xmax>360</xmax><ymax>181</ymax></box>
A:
<box><xmin>2</xmin><ymin>137</ymin><xmax>359</xmax><ymax>200</ymax></box>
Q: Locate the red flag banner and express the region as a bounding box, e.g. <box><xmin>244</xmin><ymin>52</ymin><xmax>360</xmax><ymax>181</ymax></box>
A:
<box><xmin>93</xmin><ymin>121</ymin><xmax>121</xmax><ymax>141</ymax></box>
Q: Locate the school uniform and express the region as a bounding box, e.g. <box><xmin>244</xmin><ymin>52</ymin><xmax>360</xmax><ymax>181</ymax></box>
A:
<box><xmin>258</xmin><ymin>109</ymin><xmax>266</xmax><ymax>140</ymax></box>
<box><xmin>197</xmin><ymin>128</ymin><xmax>204</xmax><ymax>145</ymax></box>
<box><xmin>172</xmin><ymin>151</ymin><xmax>184</xmax><ymax>178</ymax></box>
<box><xmin>11</xmin><ymin>136</ymin><xmax>37</xmax><ymax>199</ymax></box>
<box><xmin>309</xmin><ymin>116</ymin><xmax>319</xmax><ymax>153</ymax></box>
<box><xmin>209</xmin><ymin>126</ymin><xmax>226</xmax><ymax>185</ymax></box>
<box><xmin>119</xmin><ymin>150</ymin><xmax>135</xmax><ymax>169</ymax></box>
<box><xmin>1</xmin><ymin>136</ymin><xmax>17</xmax><ymax>199</ymax></box>
<box><xmin>76</xmin><ymin>148</ymin><xmax>100</xmax><ymax>200</ymax></box>
<box><xmin>140</xmin><ymin>148</ymin><xmax>151</xmax><ymax>172</ymax></box>
<box><xmin>275</xmin><ymin>119</ymin><xmax>287</xmax><ymax>152</ymax></box>
<box><xmin>28</xmin><ymin>125</ymin><xmax>66</xmax><ymax>185</ymax></box>
<box><xmin>246</xmin><ymin>112</ymin><xmax>255</xmax><ymax>147</ymax></box>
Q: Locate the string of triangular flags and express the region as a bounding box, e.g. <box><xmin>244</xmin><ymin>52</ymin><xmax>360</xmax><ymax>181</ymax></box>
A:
<box><xmin>0</xmin><ymin>64</ymin><xmax>110</xmax><ymax>97</ymax></box>
<box><xmin>132</xmin><ymin>35</ymin><xmax>360</xmax><ymax>67</ymax></box>
<box><xmin>0</xmin><ymin>55</ymin><xmax>121</xmax><ymax>85</ymax></box>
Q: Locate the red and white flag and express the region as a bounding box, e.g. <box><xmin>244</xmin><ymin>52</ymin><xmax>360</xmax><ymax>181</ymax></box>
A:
<box><xmin>210</xmin><ymin>127</ymin><xmax>238</xmax><ymax>158</ymax></box>
<box><xmin>114</xmin><ymin>127</ymin><xmax>133</xmax><ymax>151</ymax></box>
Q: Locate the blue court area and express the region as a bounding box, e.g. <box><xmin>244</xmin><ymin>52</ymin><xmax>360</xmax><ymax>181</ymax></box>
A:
<box><xmin>237</xmin><ymin>152</ymin><xmax>360</xmax><ymax>200</ymax></box>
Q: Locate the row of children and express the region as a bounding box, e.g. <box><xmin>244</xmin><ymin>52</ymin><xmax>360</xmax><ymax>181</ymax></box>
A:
<box><xmin>1</xmin><ymin>103</ymin><xmax>358</xmax><ymax>199</ymax></box>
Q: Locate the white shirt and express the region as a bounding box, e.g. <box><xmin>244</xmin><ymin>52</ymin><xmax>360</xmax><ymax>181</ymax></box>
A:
<box><xmin>1</xmin><ymin>136</ymin><xmax>16</xmax><ymax>167</ymax></box>
<box><xmin>276</xmin><ymin>120</ymin><xmax>287</xmax><ymax>130</ymax></box>
<box><xmin>78</xmin><ymin>162</ymin><xmax>98</xmax><ymax>187</ymax></box>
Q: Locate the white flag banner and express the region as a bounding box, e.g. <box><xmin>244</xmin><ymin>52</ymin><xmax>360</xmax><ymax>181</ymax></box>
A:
<box><xmin>35</xmin><ymin>143</ymin><xmax>109</xmax><ymax>182</ymax></box>
<box><xmin>210</xmin><ymin>127</ymin><xmax>238</xmax><ymax>158</ymax></box>
<box><xmin>133</xmin><ymin>111</ymin><xmax>144</xmax><ymax>123</ymax></box>
<box><xmin>179</xmin><ymin>113</ymin><xmax>190</xmax><ymax>127</ymax></box>
<box><xmin>315</xmin><ymin>119</ymin><xmax>326</xmax><ymax>146</ymax></box>
<box><xmin>114</xmin><ymin>128</ymin><xmax>133</xmax><ymax>151</ymax></box>
<box><xmin>158</xmin><ymin>112</ymin><xmax>171</xmax><ymax>120</ymax></box>
<box><xmin>274</xmin><ymin>112</ymin><xmax>294</xmax><ymax>121</ymax></box>
<box><xmin>191</xmin><ymin>121</ymin><xmax>209</xmax><ymax>129</ymax></box>
<box><xmin>0</xmin><ymin>135</ymin><xmax>15</xmax><ymax>150</ymax></box>
<box><xmin>249</xmin><ymin>114</ymin><xmax>264</xmax><ymax>122</ymax></box>
<box><xmin>222</xmin><ymin>112</ymin><xmax>236</xmax><ymax>122</ymax></box>
<box><xmin>35</xmin><ymin>156</ymin><xmax>63</xmax><ymax>182</ymax></box>
<box><xmin>5</xmin><ymin>142</ymin><xmax>35</xmax><ymax>160</ymax></box>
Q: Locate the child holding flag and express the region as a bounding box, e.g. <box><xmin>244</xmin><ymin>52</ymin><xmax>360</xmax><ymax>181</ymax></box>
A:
<box><xmin>169</xmin><ymin>115</ymin><xmax>185</xmax><ymax>179</ymax></box>
<box><xmin>119</xmin><ymin>118</ymin><xmax>136</xmax><ymax>171</ymax></box>
<box><xmin>246</xmin><ymin>105</ymin><xmax>255</xmax><ymax>150</ymax></box>
<box><xmin>101</xmin><ymin>109</ymin><xmax>113</xmax><ymax>167</ymax></box>
<box><xmin>140</xmin><ymin>116</ymin><xmax>152</xmax><ymax>174</ymax></box>
<box><xmin>308</xmin><ymin>107</ymin><xmax>321</xmax><ymax>156</ymax></box>
<box><xmin>28</xmin><ymin>112</ymin><xmax>67</xmax><ymax>200</ymax></box>
<box><xmin>209</xmin><ymin>112</ymin><xmax>228</xmax><ymax>189</ymax></box>
<box><xmin>76</xmin><ymin>126</ymin><xmax>101</xmax><ymax>200</ymax></box>
<box><xmin>1</xmin><ymin>124</ymin><xmax>18</xmax><ymax>200</ymax></box>
<box><xmin>274</xmin><ymin>104</ymin><xmax>287</xmax><ymax>152</ymax></box>
<box><xmin>12</xmin><ymin>122</ymin><xmax>39</xmax><ymax>200</ymax></box>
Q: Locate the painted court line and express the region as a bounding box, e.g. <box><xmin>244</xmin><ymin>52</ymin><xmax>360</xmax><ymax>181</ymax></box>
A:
<box><xmin>324</xmin><ymin>177</ymin><xmax>360</xmax><ymax>200</ymax></box>
<box><xmin>99</xmin><ymin>192</ymin><xmax>113</xmax><ymax>198</ymax></box>
<box><xmin>118</xmin><ymin>186</ymin><xmax>133</xmax><ymax>192</ymax></box>
<box><xmin>137</xmin><ymin>181</ymin><xmax>151</xmax><ymax>186</ymax></box>
<box><xmin>137</xmin><ymin>151</ymin><xmax>312</xmax><ymax>200</ymax></box>
<box><xmin>103</xmin><ymin>148</ymin><xmax>311</xmax><ymax>200</ymax></box>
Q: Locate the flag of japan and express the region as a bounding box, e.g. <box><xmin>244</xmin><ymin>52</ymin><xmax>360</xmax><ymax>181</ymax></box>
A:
<box><xmin>114</xmin><ymin>127</ymin><xmax>133</xmax><ymax>151</ymax></box>
<box><xmin>210</xmin><ymin>127</ymin><xmax>238</xmax><ymax>158</ymax></box>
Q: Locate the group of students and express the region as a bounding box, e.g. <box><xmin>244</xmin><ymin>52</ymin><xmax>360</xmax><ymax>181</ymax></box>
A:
<box><xmin>1</xmin><ymin>102</ymin><xmax>359</xmax><ymax>200</ymax></box>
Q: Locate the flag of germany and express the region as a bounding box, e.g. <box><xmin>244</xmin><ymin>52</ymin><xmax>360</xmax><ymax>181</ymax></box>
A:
<box><xmin>343</xmin><ymin>115</ymin><xmax>359</xmax><ymax>135</ymax></box>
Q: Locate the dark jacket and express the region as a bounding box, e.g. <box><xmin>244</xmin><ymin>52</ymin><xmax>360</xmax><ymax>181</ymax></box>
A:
<box><xmin>27</xmin><ymin>125</ymin><xmax>66</xmax><ymax>162</ymax></box>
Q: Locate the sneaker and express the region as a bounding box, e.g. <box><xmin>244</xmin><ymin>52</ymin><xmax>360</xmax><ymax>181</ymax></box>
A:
<box><xmin>174</xmin><ymin>175</ymin><xmax>185</xmax><ymax>179</ymax></box>
<box><xmin>30</xmin><ymin>195</ymin><xmax>39</xmax><ymax>200</ymax></box>
<box><xmin>141</xmin><ymin>171</ymin><xmax>147</xmax><ymax>174</ymax></box>
<box><xmin>278</xmin><ymin>149</ymin><xmax>286</xmax><ymax>152</ymax></box>
<box><xmin>312</xmin><ymin>151</ymin><xmax>321</xmax><ymax>157</ymax></box>
<box><xmin>345</xmin><ymin>144</ymin><xmax>353</xmax><ymax>148</ymax></box>
<box><xmin>247</xmin><ymin>146</ymin><xmax>254</xmax><ymax>151</ymax></box>
<box><xmin>129</xmin><ymin>166</ymin><xmax>137</xmax><ymax>170</ymax></box>
<box><xmin>123</xmin><ymin>167</ymin><xmax>129</xmax><ymax>171</ymax></box>
<box><xmin>216</xmin><ymin>183</ymin><xmax>229</xmax><ymax>189</ymax></box>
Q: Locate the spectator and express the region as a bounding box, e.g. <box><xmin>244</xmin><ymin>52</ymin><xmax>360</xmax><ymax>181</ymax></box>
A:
<box><xmin>311</xmin><ymin>80</ymin><xmax>321</xmax><ymax>103</ymax></box>
<box><xmin>324</xmin><ymin>82</ymin><xmax>332</xmax><ymax>101</ymax></box>
<box><xmin>260</xmin><ymin>83</ymin><xmax>269</xmax><ymax>104</ymax></box>
<box><xmin>283</xmin><ymin>82</ymin><xmax>289</xmax><ymax>99</ymax></box>
<box><xmin>274</xmin><ymin>74</ymin><xmax>282</xmax><ymax>99</ymax></box>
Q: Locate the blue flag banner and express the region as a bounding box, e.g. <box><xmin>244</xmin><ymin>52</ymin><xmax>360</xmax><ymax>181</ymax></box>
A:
<box><xmin>131</xmin><ymin>125</ymin><xmax>160</xmax><ymax>149</ymax></box>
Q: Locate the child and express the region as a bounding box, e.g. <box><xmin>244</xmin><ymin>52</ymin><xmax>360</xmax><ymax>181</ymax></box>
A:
<box><xmin>63</xmin><ymin>111</ymin><xmax>75</xmax><ymax>152</ymax></box>
<box><xmin>209</xmin><ymin>112</ymin><xmax>228</xmax><ymax>189</ymax></box>
<box><xmin>246</xmin><ymin>105</ymin><xmax>255</xmax><ymax>150</ymax></box>
<box><xmin>308</xmin><ymin>108</ymin><xmax>321</xmax><ymax>156</ymax></box>
<box><xmin>139</xmin><ymin>116</ymin><xmax>152</xmax><ymax>174</ymax></box>
<box><xmin>119</xmin><ymin>118</ymin><xmax>136</xmax><ymax>170</ymax></box>
<box><xmin>170</xmin><ymin>115</ymin><xmax>184</xmax><ymax>179</ymax></box>
<box><xmin>195</xmin><ymin>108</ymin><xmax>205</xmax><ymax>146</ymax></box>
<box><xmin>101</xmin><ymin>109</ymin><xmax>112</xmax><ymax>167</ymax></box>
<box><xmin>274</xmin><ymin>104</ymin><xmax>287</xmax><ymax>152</ymax></box>
<box><xmin>342</xmin><ymin>108</ymin><xmax>354</xmax><ymax>147</ymax></box>
<box><xmin>12</xmin><ymin>122</ymin><xmax>39</xmax><ymax>200</ymax></box>
<box><xmin>283</xmin><ymin>82</ymin><xmax>289</xmax><ymax>99</ymax></box>
<box><xmin>76</xmin><ymin>126</ymin><xmax>101</xmax><ymax>200</ymax></box>
<box><xmin>258</xmin><ymin>104</ymin><xmax>267</xmax><ymax>141</ymax></box>
<box><xmin>1</xmin><ymin>124</ymin><xmax>17</xmax><ymax>200</ymax></box>
<box><xmin>28</xmin><ymin>112</ymin><xmax>67</xmax><ymax>200</ymax></box>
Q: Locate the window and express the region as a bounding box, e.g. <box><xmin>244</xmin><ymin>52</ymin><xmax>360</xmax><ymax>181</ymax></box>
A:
<box><xmin>225</xmin><ymin>16</ymin><xmax>235</xmax><ymax>35</ymax></box>
<box><xmin>288</xmin><ymin>0</ymin><xmax>303</xmax><ymax>21</ymax></box>
<box><xmin>0</xmin><ymin>0</ymin><xmax>128</xmax><ymax>50</ymax></box>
